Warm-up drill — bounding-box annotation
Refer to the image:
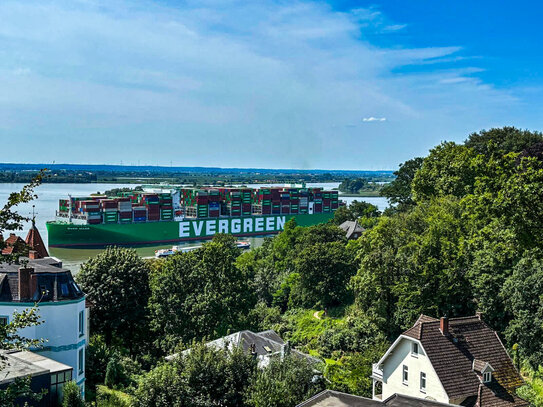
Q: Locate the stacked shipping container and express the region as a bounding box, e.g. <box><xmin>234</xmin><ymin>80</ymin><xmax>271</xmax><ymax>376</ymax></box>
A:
<box><xmin>57</xmin><ymin>186</ymin><xmax>339</xmax><ymax>225</ymax></box>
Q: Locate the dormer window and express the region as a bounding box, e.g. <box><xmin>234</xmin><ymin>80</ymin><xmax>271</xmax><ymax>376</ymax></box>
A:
<box><xmin>411</xmin><ymin>342</ymin><xmax>419</xmax><ymax>357</ymax></box>
<box><xmin>483</xmin><ymin>371</ymin><xmax>492</xmax><ymax>383</ymax></box>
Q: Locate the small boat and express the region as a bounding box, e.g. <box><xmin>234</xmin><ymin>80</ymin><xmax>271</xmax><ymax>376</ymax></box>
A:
<box><xmin>155</xmin><ymin>240</ymin><xmax>251</xmax><ymax>258</ymax></box>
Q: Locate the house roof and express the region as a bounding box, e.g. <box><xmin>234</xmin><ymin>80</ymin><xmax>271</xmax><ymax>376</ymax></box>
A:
<box><xmin>339</xmin><ymin>220</ymin><xmax>365</xmax><ymax>239</ymax></box>
<box><xmin>0</xmin><ymin>350</ymin><xmax>72</xmax><ymax>385</ymax></box>
<box><xmin>25</xmin><ymin>222</ymin><xmax>49</xmax><ymax>258</ymax></box>
<box><xmin>402</xmin><ymin>315</ymin><xmax>527</xmax><ymax>407</ymax></box>
<box><xmin>0</xmin><ymin>257</ymin><xmax>84</xmax><ymax>302</ymax></box>
<box><xmin>167</xmin><ymin>330</ymin><xmax>319</xmax><ymax>365</ymax></box>
<box><xmin>1</xmin><ymin>233</ymin><xmax>26</xmax><ymax>255</ymax></box>
<box><xmin>296</xmin><ymin>391</ymin><xmax>460</xmax><ymax>407</ymax></box>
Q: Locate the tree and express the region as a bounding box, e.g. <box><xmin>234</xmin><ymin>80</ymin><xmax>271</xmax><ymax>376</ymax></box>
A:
<box><xmin>0</xmin><ymin>177</ymin><xmax>45</xmax><ymax>406</ymax></box>
<box><xmin>294</xmin><ymin>241</ymin><xmax>356</xmax><ymax>308</ymax></box>
<box><xmin>503</xmin><ymin>250</ymin><xmax>543</xmax><ymax>368</ymax></box>
<box><xmin>245</xmin><ymin>355</ymin><xmax>324</xmax><ymax>407</ymax></box>
<box><xmin>77</xmin><ymin>247</ymin><xmax>151</xmax><ymax>350</ymax></box>
<box><xmin>411</xmin><ymin>142</ymin><xmax>481</xmax><ymax>202</ymax></box>
<box><xmin>148</xmin><ymin>234</ymin><xmax>255</xmax><ymax>351</ymax></box>
<box><xmin>0</xmin><ymin>171</ymin><xmax>43</xmax><ymax>262</ymax></box>
<box><xmin>62</xmin><ymin>381</ymin><xmax>84</xmax><ymax>407</ymax></box>
<box><xmin>380</xmin><ymin>157</ymin><xmax>423</xmax><ymax>209</ymax></box>
<box><xmin>134</xmin><ymin>343</ymin><xmax>257</xmax><ymax>407</ymax></box>
<box><xmin>338</xmin><ymin>178</ymin><xmax>367</xmax><ymax>194</ymax></box>
<box><xmin>465</xmin><ymin>127</ymin><xmax>543</xmax><ymax>157</ymax></box>
<box><xmin>351</xmin><ymin>198</ymin><xmax>474</xmax><ymax>336</ymax></box>
<box><xmin>333</xmin><ymin>201</ymin><xmax>380</xmax><ymax>226</ymax></box>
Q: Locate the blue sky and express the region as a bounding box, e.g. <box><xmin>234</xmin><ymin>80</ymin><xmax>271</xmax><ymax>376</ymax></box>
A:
<box><xmin>1</xmin><ymin>0</ymin><xmax>542</xmax><ymax>170</ymax></box>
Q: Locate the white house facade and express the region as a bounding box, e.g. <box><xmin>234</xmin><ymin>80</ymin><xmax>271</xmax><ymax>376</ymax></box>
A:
<box><xmin>372</xmin><ymin>315</ymin><xmax>528</xmax><ymax>407</ymax></box>
<box><xmin>0</xmin><ymin>257</ymin><xmax>88</xmax><ymax>396</ymax></box>
<box><xmin>372</xmin><ymin>334</ymin><xmax>448</xmax><ymax>403</ymax></box>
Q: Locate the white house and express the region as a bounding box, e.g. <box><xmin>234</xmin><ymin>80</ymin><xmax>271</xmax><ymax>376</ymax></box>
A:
<box><xmin>371</xmin><ymin>315</ymin><xmax>528</xmax><ymax>407</ymax></box>
<box><xmin>167</xmin><ymin>329</ymin><xmax>320</xmax><ymax>368</ymax></box>
<box><xmin>0</xmin><ymin>257</ymin><xmax>88</xmax><ymax>398</ymax></box>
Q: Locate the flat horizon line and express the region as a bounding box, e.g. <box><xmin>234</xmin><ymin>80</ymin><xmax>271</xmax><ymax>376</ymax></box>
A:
<box><xmin>0</xmin><ymin>162</ymin><xmax>394</xmax><ymax>173</ymax></box>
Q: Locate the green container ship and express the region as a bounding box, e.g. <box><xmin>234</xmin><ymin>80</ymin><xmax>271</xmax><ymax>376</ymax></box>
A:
<box><xmin>47</xmin><ymin>186</ymin><xmax>339</xmax><ymax>248</ymax></box>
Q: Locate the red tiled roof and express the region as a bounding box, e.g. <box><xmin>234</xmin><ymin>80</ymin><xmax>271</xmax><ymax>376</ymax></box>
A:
<box><xmin>403</xmin><ymin>316</ymin><xmax>527</xmax><ymax>407</ymax></box>
<box><xmin>25</xmin><ymin>224</ymin><xmax>49</xmax><ymax>258</ymax></box>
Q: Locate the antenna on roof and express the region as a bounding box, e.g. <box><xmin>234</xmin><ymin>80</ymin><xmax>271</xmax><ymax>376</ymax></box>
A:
<box><xmin>29</xmin><ymin>205</ymin><xmax>37</xmax><ymax>227</ymax></box>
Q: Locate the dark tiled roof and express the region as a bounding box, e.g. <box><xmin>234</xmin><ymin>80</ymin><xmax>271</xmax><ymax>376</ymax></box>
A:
<box><xmin>384</xmin><ymin>394</ymin><xmax>458</xmax><ymax>407</ymax></box>
<box><xmin>0</xmin><ymin>257</ymin><xmax>84</xmax><ymax>302</ymax></box>
<box><xmin>296</xmin><ymin>390</ymin><xmax>383</xmax><ymax>407</ymax></box>
<box><xmin>472</xmin><ymin>359</ymin><xmax>490</xmax><ymax>374</ymax></box>
<box><xmin>339</xmin><ymin>221</ymin><xmax>365</xmax><ymax>239</ymax></box>
<box><xmin>402</xmin><ymin>316</ymin><xmax>527</xmax><ymax>407</ymax></box>
<box><xmin>297</xmin><ymin>391</ymin><xmax>459</xmax><ymax>407</ymax></box>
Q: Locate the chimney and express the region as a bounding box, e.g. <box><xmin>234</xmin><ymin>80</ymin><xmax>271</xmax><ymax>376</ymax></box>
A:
<box><xmin>475</xmin><ymin>311</ymin><xmax>483</xmax><ymax>320</ymax></box>
<box><xmin>18</xmin><ymin>267</ymin><xmax>34</xmax><ymax>301</ymax></box>
<box><xmin>28</xmin><ymin>250</ymin><xmax>38</xmax><ymax>260</ymax></box>
<box><xmin>440</xmin><ymin>317</ymin><xmax>449</xmax><ymax>336</ymax></box>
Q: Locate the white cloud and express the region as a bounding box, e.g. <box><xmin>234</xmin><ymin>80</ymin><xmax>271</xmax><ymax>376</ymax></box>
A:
<box><xmin>0</xmin><ymin>0</ymin><xmax>531</xmax><ymax>169</ymax></box>
<box><xmin>363</xmin><ymin>117</ymin><xmax>387</xmax><ymax>122</ymax></box>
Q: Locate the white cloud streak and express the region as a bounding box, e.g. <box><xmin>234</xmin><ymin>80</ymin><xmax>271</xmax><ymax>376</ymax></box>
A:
<box><xmin>363</xmin><ymin>117</ymin><xmax>387</xmax><ymax>122</ymax></box>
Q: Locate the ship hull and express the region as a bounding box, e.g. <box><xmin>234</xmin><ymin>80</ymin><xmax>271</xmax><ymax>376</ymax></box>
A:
<box><xmin>46</xmin><ymin>213</ymin><xmax>334</xmax><ymax>248</ymax></box>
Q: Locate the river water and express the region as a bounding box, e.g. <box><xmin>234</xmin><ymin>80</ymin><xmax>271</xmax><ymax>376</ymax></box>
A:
<box><xmin>0</xmin><ymin>182</ymin><xmax>388</xmax><ymax>273</ymax></box>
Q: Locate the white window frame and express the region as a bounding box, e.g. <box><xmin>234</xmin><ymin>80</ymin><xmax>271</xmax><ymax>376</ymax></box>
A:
<box><xmin>420</xmin><ymin>372</ymin><xmax>426</xmax><ymax>392</ymax></box>
<box><xmin>483</xmin><ymin>371</ymin><xmax>492</xmax><ymax>383</ymax></box>
<box><xmin>411</xmin><ymin>342</ymin><xmax>419</xmax><ymax>357</ymax></box>
<box><xmin>402</xmin><ymin>365</ymin><xmax>409</xmax><ymax>385</ymax></box>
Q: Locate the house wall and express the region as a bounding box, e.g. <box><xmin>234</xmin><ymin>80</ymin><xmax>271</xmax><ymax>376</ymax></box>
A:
<box><xmin>0</xmin><ymin>298</ymin><xmax>87</xmax><ymax>394</ymax></box>
<box><xmin>381</xmin><ymin>337</ymin><xmax>449</xmax><ymax>403</ymax></box>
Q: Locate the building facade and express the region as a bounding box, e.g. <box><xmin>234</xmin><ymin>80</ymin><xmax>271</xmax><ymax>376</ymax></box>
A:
<box><xmin>0</xmin><ymin>257</ymin><xmax>88</xmax><ymax>396</ymax></box>
<box><xmin>372</xmin><ymin>315</ymin><xmax>528</xmax><ymax>407</ymax></box>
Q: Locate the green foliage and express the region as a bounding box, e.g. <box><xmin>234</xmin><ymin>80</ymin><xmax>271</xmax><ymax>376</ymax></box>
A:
<box><xmin>245</xmin><ymin>355</ymin><xmax>324</xmax><ymax>407</ymax></box>
<box><xmin>338</xmin><ymin>178</ymin><xmax>367</xmax><ymax>193</ymax></box>
<box><xmin>517</xmin><ymin>365</ymin><xmax>543</xmax><ymax>407</ymax></box>
<box><xmin>0</xmin><ymin>376</ymin><xmax>45</xmax><ymax>407</ymax></box>
<box><xmin>380</xmin><ymin>157</ymin><xmax>423</xmax><ymax>209</ymax></box>
<box><xmin>324</xmin><ymin>340</ymin><xmax>389</xmax><ymax>397</ymax></box>
<box><xmin>294</xmin><ymin>241</ymin><xmax>356</xmax><ymax>308</ymax></box>
<box><xmin>465</xmin><ymin>126</ymin><xmax>543</xmax><ymax>157</ymax></box>
<box><xmin>412</xmin><ymin>142</ymin><xmax>481</xmax><ymax>202</ymax></box>
<box><xmin>148</xmin><ymin>234</ymin><xmax>256</xmax><ymax>351</ymax></box>
<box><xmin>63</xmin><ymin>381</ymin><xmax>85</xmax><ymax>407</ymax></box>
<box><xmin>332</xmin><ymin>200</ymin><xmax>380</xmax><ymax>227</ymax></box>
<box><xmin>0</xmin><ymin>171</ymin><xmax>43</xmax><ymax>235</ymax></box>
<box><xmin>134</xmin><ymin>343</ymin><xmax>257</xmax><ymax>407</ymax></box>
<box><xmin>105</xmin><ymin>354</ymin><xmax>124</xmax><ymax>389</ymax></box>
<box><xmin>96</xmin><ymin>385</ymin><xmax>134</xmax><ymax>407</ymax></box>
<box><xmin>77</xmin><ymin>247</ymin><xmax>151</xmax><ymax>350</ymax></box>
<box><xmin>352</xmin><ymin>198</ymin><xmax>474</xmax><ymax>336</ymax></box>
<box><xmin>503</xmin><ymin>250</ymin><xmax>543</xmax><ymax>368</ymax></box>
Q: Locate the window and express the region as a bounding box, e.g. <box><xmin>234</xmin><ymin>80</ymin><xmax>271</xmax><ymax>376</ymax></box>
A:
<box><xmin>78</xmin><ymin>348</ymin><xmax>84</xmax><ymax>374</ymax></box>
<box><xmin>420</xmin><ymin>372</ymin><xmax>427</xmax><ymax>392</ymax></box>
<box><xmin>78</xmin><ymin>311</ymin><xmax>84</xmax><ymax>337</ymax></box>
<box><xmin>411</xmin><ymin>342</ymin><xmax>419</xmax><ymax>356</ymax></box>
<box><xmin>60</xmin><ymin>283</ymin><xmax>69</xmax><ymax>296</ymax></box>
<box><xmin>0</xmin><ymin>316</ymin><xmax>8</xmax><ymax>326</ymax></box>
<box><xmin>402</xmin><ymin>365</ymin><xmax>409</xmax><ymax>384</ymax></box>
<box><xmin>483</xmin><ymin>371</ymin><xmax>492</xmax><ymax>383</ymax></box>
<box><xmin>50</xmin><ymin>369</ymin><xmax>72</xmax><ymax>405</ymax></box>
